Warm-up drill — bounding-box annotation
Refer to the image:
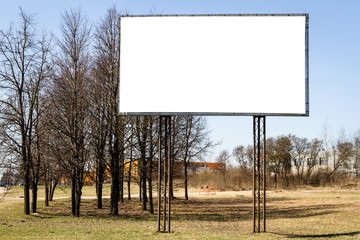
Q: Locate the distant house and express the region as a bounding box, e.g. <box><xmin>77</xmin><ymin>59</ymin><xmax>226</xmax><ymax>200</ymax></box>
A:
<box><xmin>0</xmin><ymin>168</ymin><xmax>3</xmax><ymax>182</ymax></box>
<box><xmin>0</xmin><ymin>169</ymin><xmax>15</xmax><ymax>185</ymax></box>
<box><xmin>291</xmin><ymin>150</ymin><xmax>359</xmax><ymax>175</ymax></box>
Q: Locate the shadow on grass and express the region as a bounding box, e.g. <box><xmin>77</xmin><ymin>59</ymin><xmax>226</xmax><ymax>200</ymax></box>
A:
<box><xmin>271</xmin><ymin>231</ymin><xmax>360</xmax><ymax>238</ymax></box>
<box><xmin>170</xmin><ymin>197</ymin><xmax>342</xmax><ymax>222</ymax></box>
<box><xmin>38</xmin><ymin>198</ymin><xmax>158</xmax><ymax>221</ymax></box>
<box><xmin>37</xmin><ymin>195</ymin><xmax>343</xmax><ymax>224</ymax></box>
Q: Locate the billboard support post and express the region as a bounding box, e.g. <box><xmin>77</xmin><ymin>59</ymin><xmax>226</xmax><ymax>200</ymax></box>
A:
<box><xmin>157</xmin><ymin>117</ymin><xmax>162</xmax><ymax>232</ymax></box>
<box><xmin>167</xmin><ymin>116</ymin><xmax>172</xmax><ymax>232</ymax></box>
<box><xmin>253</xmin><ymin>116</ymin><xmax>266</xmax><ymax>232</ymax></box>
<box><xmin>157</xmin><ymin>116</ymin><xmax>172</xmax><ymax>233</ymax></box>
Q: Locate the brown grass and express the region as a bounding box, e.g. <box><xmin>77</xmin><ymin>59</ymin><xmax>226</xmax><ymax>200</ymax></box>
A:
<box><xmin>188</xmin><ymin>168</ymin><xmax>360</xmax><ymax>191</ymax></box>
<box><xmin>1</xmin><ymin>187</ymin><xmax>360</xmax><ymax>239</ymax></box>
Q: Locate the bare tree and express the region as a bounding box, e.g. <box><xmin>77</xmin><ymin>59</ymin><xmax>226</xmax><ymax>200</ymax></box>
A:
<box><xmin>93</xmin><ymin>6</ymin><xmax>124</xmax><ymax>216</ymax></box>
<box><xmin>267</xmin><ymin>136</ymin><xmax>292</xmax><ymax>187</ymax></box>
<box><xmin>43</xmin><ymin>116</ymin><xmax>68</xmax><ymax>202</ymax></box>
<box><xmin>245</xmin><ymin>145</ymin><xmax>253</xmax><ymax>168</ymax></box>
<box><xmin>266</xmin><ymin>137</ymin><xmax>279</xmax><ymax>187</ymax></box>
<box><xmin>216</xmin><ymin>150</ymin><xmax>230</xmax><ymax>180</ymax></box>
<box><xmin>88</xmin><ymin>49</ymin><xmax>110</xmax><ymax>209</ymax></box>
<box><xmin>353</xmin><ymin>131</ymin><xmax>360</xmax><ymax>177</ymax></box>
<box><xmin>50</xmin><ymin>9</ymin><xmax>91</xmax><ymax>217</ymax></box>
<box><xmin>233</xmin><ymin>145</ymin><xmax>247</xmax><ymax>167</ymax></box>
<box><xmin>169</xmin><ymin>116</ymin><xmax>184</xmax><ymax>199</ymax></box>
<box><xmin>30</xmin><ymin>93</ymin><xmax>49</xmax><ymax>213</ymax></box>
<box><xmin>125</xmin><ymin>122</ymin><xmax>136</xmax><ymax>200</ymax></box>
<box><xmin>132</xmin><ymin>116</ymin><xmax>158</xmax><ymax>212</ymax></box>
<box><xmin>321</xmin><ymin>120</ymin><xmax>333</xmax><ymax>166</ymax></box>
<box><xmin>147</xmin><ymin>116</ymin><xmax>158</xmax><ymax>213</ymax></box>
<box><xmin>135</xmin><ymin>116</ymin><xmax>148</xmax><ymax>210</ymax></box>
<box><xmin>0</xmin><ymin>8</ymin><xmax>51</xmax><ymax>214</ymax></box>
<box><xmin>327</xmin><ymin>140</ymin><xmax>353</xmax><ymax>179</ymax></box>
<box><xmin>180</xmin><ymin>116</ymin><xmax>218</xmax><ymax>200</ymax></box>
<box><xmin>42</xmin><ymin>145</ymin><xmax>64</xmax><ymax>206</ymax></box>
<box><xmin>306</xmin><ymin>138</ymin><xmax>322</xmax><ymax>182</ymax></box>
<box><xmin>291</xmin><ymin>135</ymin><xmax>308</xmax><ymax>183</ymax></box>
<box><xmin>88</xmin><ymin>68</ymin><xmax>108</xmax><ymax>209</ymax></box>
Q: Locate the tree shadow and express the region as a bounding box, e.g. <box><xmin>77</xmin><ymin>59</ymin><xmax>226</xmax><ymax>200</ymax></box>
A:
<box><xmin>170</xmin><ymin>197</ymin><xmax>342</xmax><ymax>222</ymax></box>
<box><xmin>271</xmin><ymin>231</ymin><xmax>360</xmax><ymax>238</ymax></box>
<box><xmin>37</xmin><ymin>195</ymin><xmax>344</xmax><ymax>225</ymax></box>
<box><xmin>32</xmin><ymin>194</ymin><xmax>357</xmax><ymax>239</ymax></box>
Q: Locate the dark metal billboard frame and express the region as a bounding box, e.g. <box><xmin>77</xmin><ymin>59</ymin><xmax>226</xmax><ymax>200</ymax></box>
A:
<box><xmin>119</xmin><ymin>13</ymin><xmax>309</xmax><ymax>117</ymax></box>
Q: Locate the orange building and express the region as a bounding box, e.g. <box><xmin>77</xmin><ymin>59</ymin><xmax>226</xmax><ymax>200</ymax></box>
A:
<box><xmin>124</xmin><ymin>160</ymin><xmax>139</xmax><ymax>178</ymax></box>
<box><xmin>189</xmin><ymin>162</ymin><xmax>226</xmax><ymax>173</ymax></box>
<box><xmin>177</xmin><ymin>161</ymin><xmax>226</xmax><ymax>174</ymax></box>
<box><xmin>63</xmin><ymin>160</ymin><xmax>223</xmax><ymax>185</ymax></box>
<box><xmin>60</xmin><ymin>160</ymin><xmax>139</xmax><ymax>185</ymax></box>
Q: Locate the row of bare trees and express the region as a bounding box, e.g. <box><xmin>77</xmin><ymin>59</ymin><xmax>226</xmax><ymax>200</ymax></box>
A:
<box><xmin>0</xmin><ymin>9</ymin><xmax>52</xmax><ymax>214</ymax></box>
<box><xmin>231</xmin><ymin>133</ymin><xmax>360</xmax><ymax>187</ymax></box>
<box><xmin>0</xmin><ymin>7</ymin><xmax>216</xmax><ymax>216</ymax></box>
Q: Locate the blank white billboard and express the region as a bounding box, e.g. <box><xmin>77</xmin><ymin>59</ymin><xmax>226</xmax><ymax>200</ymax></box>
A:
<box><xmin>119</xmin><ymin>14</ymin><xmax>309</xmax><ymax>116</ymax></box>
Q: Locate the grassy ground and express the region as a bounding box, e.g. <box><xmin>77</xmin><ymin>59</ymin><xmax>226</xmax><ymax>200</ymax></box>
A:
<box><xmin>0</xmin><ymin>183</ymin><xmax>141</xmax><ymax>199</ymax></box>
<box><xmin>0</xmin><ymin>186</ymin><xmax>360</xmax><ymax>239</ymax></box>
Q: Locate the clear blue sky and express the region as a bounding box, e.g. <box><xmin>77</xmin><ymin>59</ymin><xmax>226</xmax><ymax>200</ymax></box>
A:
<box><xmin>1</xmin><ymin>0</ymin><xmax>360</xmax><ymax>163</ymax></box>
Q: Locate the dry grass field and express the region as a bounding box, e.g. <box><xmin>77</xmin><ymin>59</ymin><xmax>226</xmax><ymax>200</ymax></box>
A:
<box><xmin>0</xmin><ymin>186</ymin><xmax>360</xmax><ymax>239</ymax></box>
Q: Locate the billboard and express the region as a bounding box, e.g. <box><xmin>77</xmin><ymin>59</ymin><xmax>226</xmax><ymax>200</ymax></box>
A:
<box><xmin>119</xmin><ymin>14</ymin><xmax>309</xmax><ymax>116</ymax></box>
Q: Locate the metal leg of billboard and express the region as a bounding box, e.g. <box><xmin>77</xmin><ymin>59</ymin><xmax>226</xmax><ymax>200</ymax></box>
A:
<box><xmin>253</xmin><ymin>116</ymin><xmax>266</xmax><ymax>233</ymax></box>
<box><xmin>157</xmin><ymin>116</ymin><xmax>172</xmax><ymax>233</ymax></box>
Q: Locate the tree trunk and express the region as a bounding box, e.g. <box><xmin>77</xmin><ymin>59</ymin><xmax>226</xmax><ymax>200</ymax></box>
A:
<box><xmin>284</xmin><ymin>165</ymin><xmax>289</xmax><ymax>187</ymax></box>
<box><xmin>110</xmin><ymin>159</ymin><xmax>119</xmax><ymax>215</ymax></box>
<box><xmin>141</xmin><ymin>160</ymin><xmax>147</xmax><ymax>210</ymax></box>
<box><xmin>148</xmin><ymin>118</ymin><xmax>155</xmax><ymax>213</ymax></box>
<box><xmin>136</xmin><ymin>116</ymin><xmax>148</xmax><ymax>210</ymax></box>
<box><xmin>96</xmin><ymin>160</ymin><xmax>105</xmax><ymax>209</ymax></box>
<box><xmin>170</xmin><ymin>121</ymin><xmax>175</xmax><ymax>200</ymax></box>
<box><xmin>183</xmin><ymin>118</ymin><xmax>192</xmax><ymax>201</ymax></box>
<box><xmin>119</xmin><ymin>158</ymin><xmax>124</xmax><ymax>204</ymax></box>
<box><xmin>128</xmin><ymin>139</ymin><xmax>133</xmax><ymax>200</ymax></box>
<box><xmin>128</xmin><ymin>161</ymin><xmax>132</xmax><ymax>200</ymax></box>
<box><xmin>139</xmin><ymin>180</ymin><xmax>142</xmax><ymax>202</ymax></box>
<box><xmin>297</xmin><ymin>166</ymin><xmax>301</xmax><ymax>183</ymax></box>
<box><xmin>148</xmin><ymin>159</ymin><xmax>154</xmax><ymax>214</ymax></box>
<box><xmin>45</xmin><ymin>181</ymin><xmax>49</xmax><ymax>206</ymax></box>
<box><xmin>118</xmin><ymin>118</ymin><xmax>125</xmax><ymax>204</ymax></box>
<box><xmin>71</xmin><ymin>174</ymin><xmax>76</xmax><ymax>216</ymax></box>
<box><xmin>184</xmin><ymin>161</ymin><xmax>188</xmax><ymax>200</ymax></box>
<box><xmin>31</xmin><ymin>149</ymin><xmax>41</xmax><ymax>213</ymax></box>
<box><xmin>96</xmin><ymin>181</ymin><xmax>103</xmax><ymax>209</ymax></box>
<box><xmin>23</xmin><ymin>143</ymin><xmax>30</xmax><ymax>215</ymax></box>
<box><xmin>31</xmin><ymin>181</ymin><xmax>38</xmax><ymax>213</ymax></box>
<box><xmin>23</xmin><ymin>162</ymin><xmax>30</xmax><ymax>214</ymax></box>
<box><xmin>127</xmin><ymin>178</ymin><xmax>131</xmax><ymax>200</ymax></box>
<box><xmin>96</xmin><ymin>171</ymin><xmax>103</xmax><ymax>209</ymax></box>
<box><xmin>110</xmin><ymin>117</ymin><xmax>120</xmax><ymax>215</ymax></box>
<box><xmin>50</xmin><ymin>180</ymin><xmax>58</xmax><ymax>201</ymax></box>
<box><xmin>75</xmin><ymin>178</ymin><xmax>82</xmax><ymax>217</ymax></box>
<box><xmin>70</xmin><ymin>168</ymin><xmax>84</xmax><ymax>217</ymax></box>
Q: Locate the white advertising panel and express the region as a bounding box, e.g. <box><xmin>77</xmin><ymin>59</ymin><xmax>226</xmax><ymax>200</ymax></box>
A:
<box><xmin>119</xmin><ymin>14</ymin><xmax>309</xmax><ymax>116</ymax></box>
